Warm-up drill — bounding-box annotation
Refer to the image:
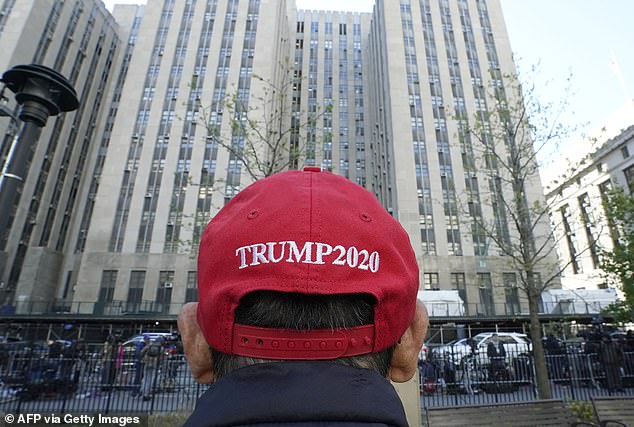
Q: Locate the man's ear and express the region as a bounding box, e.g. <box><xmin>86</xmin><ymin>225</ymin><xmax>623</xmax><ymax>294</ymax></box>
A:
<box><xmin>389</xmin><ymin>300</ymin><xmax>428</xmax><ymax>383</ymax></box>
<box><xmin>177</xmin><ymin>302</ymin><xmax>215</xmax><ymax>384</ymax></box>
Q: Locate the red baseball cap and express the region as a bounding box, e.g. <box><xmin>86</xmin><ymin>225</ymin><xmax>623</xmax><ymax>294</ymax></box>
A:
<box><xmin>197</xmin><ymin>167</ymin><xmax>419</xmax><ymax>360</ymax></box>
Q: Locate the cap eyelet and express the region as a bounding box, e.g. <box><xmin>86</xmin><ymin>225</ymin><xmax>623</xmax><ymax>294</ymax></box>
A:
<box><xmin>359</xmin><ymin>212</ymin><xmax>372</xmax><ymax>222</ymax></box>
<box><xmin>247</xmin><ymin>210</ymin><xmax>259</xmax><ymax>219</ymax></box>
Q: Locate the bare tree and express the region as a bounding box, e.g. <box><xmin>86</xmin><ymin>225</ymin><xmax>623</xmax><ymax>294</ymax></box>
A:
<box><xmin>458</xmin><ymin>67</ymin><xmax>598</xmax><ymax>398</ymax></box>
<box><xmin>166</xmin><ymin>59</ymin><xmax>330</xmax><ymax>253</ymax></box>
<box><xmin>197</xmin><ymin>59</ymin><xmax>329</xmax><ymax>181</ymax></box>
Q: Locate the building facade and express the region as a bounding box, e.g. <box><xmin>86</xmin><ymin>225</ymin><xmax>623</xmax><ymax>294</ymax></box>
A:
<box><xmin>290</xmin><ymin>10</ymin><xmax>371</xmax><ymax>186</ymax></box>
<box><xmin>0</xmin><ymin>0</ymin><xmax>125</xmax><ymax>311</ymax></box>
<box><xmin>364</xmin><ymin>0</ymin><xmax>558</xmax><ymax>315</ymax></box>
<box><xmin>74</xmin><ymin>0</ymin><xmax>293</xmax><ymax>315</ymax></box>
<box><xmin>545</xmin><ymin>120</ymin><xmax>634</xmax><ymax>290</ymax></box>
<box><xmin>1</xmin><ymin>0</ymin><xmax>559</xmax><ymax>317</ymax></box>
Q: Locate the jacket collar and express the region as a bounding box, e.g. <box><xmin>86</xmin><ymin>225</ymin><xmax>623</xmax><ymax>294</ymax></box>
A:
<box><xmin>184</xmin><ymin>361</ymin><xmax>408</xmax><ymax>426</ymax></box>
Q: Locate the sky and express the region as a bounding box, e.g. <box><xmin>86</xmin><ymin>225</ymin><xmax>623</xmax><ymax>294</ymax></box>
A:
<box><xmin>102</xmin><ymin>0</ymin><xmax>634</xmax><ymax>166</ymax></box>
<box><xmin>499</xmin><ymin>0</ymin><xmax>634</xmax><ymax>171</ymax></box>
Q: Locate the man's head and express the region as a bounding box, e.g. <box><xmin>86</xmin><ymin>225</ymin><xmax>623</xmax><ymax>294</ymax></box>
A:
<box><xmin>178</xmin><ymin>168</ymin><xmax>428</xmax><ymax>384</ymax></box>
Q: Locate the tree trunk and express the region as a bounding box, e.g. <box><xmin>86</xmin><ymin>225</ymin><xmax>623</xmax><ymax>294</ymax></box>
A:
<box><xmin>527</xmin><ymin>288</ymin><xmax>551</xmax><ymax>399</ymax></box>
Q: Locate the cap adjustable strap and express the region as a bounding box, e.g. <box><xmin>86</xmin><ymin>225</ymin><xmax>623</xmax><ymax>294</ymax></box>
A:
<box><xmin>231</xmin><ymin>324</ymin><xmax>375</xmax><ymax>360</ymax></box>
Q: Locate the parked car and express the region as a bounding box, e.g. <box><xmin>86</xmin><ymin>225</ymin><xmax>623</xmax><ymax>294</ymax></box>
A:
<box><xmin>610</xmin><ymin>330</ymin><xmax>627</xmax><ymax>340</ymax></box>
<box><xmin>432</xmin><ymin>332</ymin><xmax>532</xmax><ymax>365</ymax></box>
<box><xmin>121</xmin><ymin>332</ymin><xmax>174</xmax><ymax>347</ymax></box>
<box><xmin>120</xmin><ymin>332</ymin><xmax>181</xmax><ymax>359</ymax></box>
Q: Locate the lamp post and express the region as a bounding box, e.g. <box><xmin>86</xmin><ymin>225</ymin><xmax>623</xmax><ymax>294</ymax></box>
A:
<box><xmin>0</xmin><ymin>65</ymin><xmax>78</xmax><ymax>306</ymax></box>
<box><xmin>0</xmin><ymin>64</ymin><xmax>78</xmax><ymax>248</ymax></box>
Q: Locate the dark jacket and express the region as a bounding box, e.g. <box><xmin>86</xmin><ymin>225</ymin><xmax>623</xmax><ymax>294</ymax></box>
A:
<box><xmin>487</xmin><ymin>341</ymin><xmax>506</xmax><ymax>360</ymax></box>
<box><xmin>183</xmin><ymin>361</ymin><xmax>409</xmax><ymax>427</ymax></box>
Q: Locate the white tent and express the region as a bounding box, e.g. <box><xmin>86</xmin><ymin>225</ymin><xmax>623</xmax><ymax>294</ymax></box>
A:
<box><xmin>541</xmin><ymin>288</ymin><xmax>618</xmax><ymax>315</ymax></box>
<box><xmin>417</xmin><ymin>290</ymin><xmax>465</xmax><ymax>317</ymax></box>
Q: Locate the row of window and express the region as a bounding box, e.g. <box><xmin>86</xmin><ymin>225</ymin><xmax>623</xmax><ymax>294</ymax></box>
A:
<box><xmin>97</xmin><ymin>270</ymin><xmax>198</xmax><ymax>314</ymax></box>
<box><xmin>110</xmin><ymin>0</ymin><xmax>176</xmax><ymax>252</ymax></box>
<box><xmin>97</xmin><ymin>269</ymin><xmax>522</xmax><ymax>315</ymax></box>
<box><xmin>400</xmin><ymin>1</ymin><xmax>436</xmax><ymax>256</ymax></box>
<box><xmin>424</xmin><ymin>271</ymin><xmax>523</xmax><ymax>316</ymax></box>
<box><xmin>559</xmin><ymin>164</ymin><xmax>634</xmax><ymax>276</ymax></box>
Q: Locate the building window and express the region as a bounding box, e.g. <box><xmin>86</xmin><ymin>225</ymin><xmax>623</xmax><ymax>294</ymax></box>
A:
<box><xmin>477</xmin><ymin>272</ymin><xmax>494</xmax><ymax>316</ymax></box>
<box><xmin>560</xmin><ymin>204</ymin><xmax>581</xmax><ymax>274</ymax></box>
<box><xmin>98</xmin><ymin>270</ymin><xmax>117</xmax><ymax>303</ymax></box>
<box><xmin>423</xmin><ymin>273</ymin><xmax>439</xmax><ymax>290</ymax></box>
<box><xmin>598</xmin><ymin>180</ymin><xmax>612</xmax><ymax>201</ymax></box>
<box><xmin>94</xmin><ymin>270</ymin><xmax>117</xmax><ymax>315</ymax></box>
<box><xmin>156</xmin><ymin>270</ymin><xmax>174</xmax><ymax>313</ymax></box>
<box><xmin>126</xmin><ymin>270</ymin><xmax>146</xmax><ymax>312</ymax></box>
<box><xmin>450</xmin><ymin>273</ymin><xmax>467</xmax><ymax>313</ymax></box>
<box><xmin>624</xmin><ymin>164</ymin><xmax>634</xmax><ymax>192</ymax></box>
<box><xmin>578</xmin><ymin>193</ymin><xmax>599</xmax><ymax>268</ymax></box>
<box><xmin>599</xmin><ymin>180</ymin><xmax>619</xmax><ymax>246</ymax></box>
<box><xmin>185</xmin><ymin>271</ymin><xmax>198</xmax><ymax>303</ymax></box>
<box><xmin>621</xmin><ymin>145</ymin><xmax>630</xmax><ymax>159</ymax></box>
<box><xmin>503</xmin><ymin>273</ymin><xmax>520</xmax><ymax>315</ymax></box>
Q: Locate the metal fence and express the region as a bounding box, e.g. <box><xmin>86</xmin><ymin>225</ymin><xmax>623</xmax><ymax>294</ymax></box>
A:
<box><xmin>420</xmin><ymin>345</ymin><xmax>634</xmax><ymax>408</ymax></box>
<box><xmin>2</xmin><ymin>299</ymin><xmax>612</xmax><ymax>317</ymax></box>
<box><xmin>3</xmin><ymin>342</ymin><xmax>634</xmax><ymax>415</ymax></box>
<box><xmin>0</xmin><ymin>350</ymin><xmax>205</xmax><ymax>414</ymax></box>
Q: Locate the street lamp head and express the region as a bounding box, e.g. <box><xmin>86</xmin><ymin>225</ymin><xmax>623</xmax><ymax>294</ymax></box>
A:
<box><xmin>1</xmin><ymin>64</ymin><xmax>78</xmax><ymax>126</ymax></box>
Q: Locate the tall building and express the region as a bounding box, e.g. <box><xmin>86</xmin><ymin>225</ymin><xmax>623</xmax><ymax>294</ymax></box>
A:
<box><xmin>0</xmin><ymin>0</ymin><xmax>124</xmax><ymax>310</ymax></box>
<box><xmin>1</xmin><ymin>0</ymin><xmax>559</xmax><ymax>318</ymax></box>
<box><xmin>545</xmin><ymin>110</ymin><xmax>634</xmax><ymax>291</ymax></box>
<box><xmin>364</xmin><ymin>0</ymin><xmax>558</xmax><ymax>315</ymax></box>
<box><xmin>74</xmin><ymin>0</ymin><xmax>294</xmax><ymax>315</ymax></box>
<box><xmin>290</xmin><ymin>10</ymin><xmax>371</xmax><ymax>186</ymax></box>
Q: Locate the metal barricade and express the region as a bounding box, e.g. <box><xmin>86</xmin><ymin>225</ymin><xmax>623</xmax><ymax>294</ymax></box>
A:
<box><xmin>420</xmin><ymin>347</ymin><xmax>634</xmax><ymax>409</ymax></box>
<box><xmin>0</xmin><ymin>350</ymin><xmax>205</xmax><ymax>415</ymax></box>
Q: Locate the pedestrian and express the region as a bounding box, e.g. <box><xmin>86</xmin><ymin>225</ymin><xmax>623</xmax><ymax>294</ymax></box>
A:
<box><xmin>462</xmin><ymin>337</ymin><xmax>478</xmax><ymax>395</ymax></box>
<box><xmin>543</xmin><ymin>333</ymin><xmax>567</xmax><ymax>382</ymax></box>
<box><xmin>47</xmin><ymin>340</ymin><xmax>63</xmax><ymax>379</ymax></box>
<box><xmin>178</xmin><ymin>168</ymin><xmax>428</xmax><ymax>426</ymax></box>
<box><xmin>163</xmin><ymin>336</ymin><xmax>179</xmax><ymax>390</ymax></box>
<box><xmin>139</xmin><ymin>335</ymin><xmax>163</xmax><ymax>400</ymax></box>
<box><xmin>599</xmin><ymin>334</ymin><xmax>624</xmax><ymax>392</ymax></box>
<box><xmin>131</xmin><ymin>336</ymin><xmax>146</xmax><ymax>396</ymax></box>
<box><xmin>73</xmin><ymin>339</ymin><xmax>87</xmax><ymax>385</ymax></box>
<box><xmin>487</xmin><ymin>334</ymin><xmax>506</xmax><ymax>381</ymax></box>
<box><xmin>101</xmin><ymin>334</ymin><xmax>118</xmax><ymax>390</ymax></box>
<box><xmin>419</xmin><ymin>355</ymin><xmax>437</xmax><ymax>394</ymax></box>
